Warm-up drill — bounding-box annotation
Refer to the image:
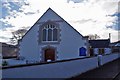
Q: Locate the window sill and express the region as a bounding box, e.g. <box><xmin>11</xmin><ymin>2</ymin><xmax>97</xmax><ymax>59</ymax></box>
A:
<box><xmin>40</xmin><ymin>41</ymin><xmax>60</xmax><ymax>44</ymax></box>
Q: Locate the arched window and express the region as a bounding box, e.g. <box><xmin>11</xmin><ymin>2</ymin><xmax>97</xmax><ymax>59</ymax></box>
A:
<box><xmin>41</xmin><ymin>23</ymin><xmax>59</xmax><ymax>42</ymax></box>
<box><xmin>48</xmin><ymin>29</ymin><xmax>52</xmax><ymax>41</ymax></box>
<box><xmin>53</xmin><ymin>28</ymin><xmax>58</xmax><ymax>41</ymax></box>
<box><xmin>79</xmin><ymin>47</ymin><xmax>86</xmax><ymax>56</ymax></box>
<box><xmin>42</xmin><ymin>29</ymin><xmax>47</xmax><ymax>41</ymax></box>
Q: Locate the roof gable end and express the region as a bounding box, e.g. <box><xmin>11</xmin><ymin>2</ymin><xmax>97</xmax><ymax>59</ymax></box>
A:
<box><xmin>20</xmin><ymin>8</ymin><xmax>84</xmax><ymax>42</ymax></box>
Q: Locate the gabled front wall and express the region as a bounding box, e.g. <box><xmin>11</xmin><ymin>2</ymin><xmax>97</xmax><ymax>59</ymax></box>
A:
<box><xmin>57</xmin><ymin>21</ymin><xmax>86</xmax><ymax>60</ymax></box>
<box><xmin>19</xmin><ymin>24</ymin><xmax>40</xmax><ymax>61</ymax></box>
<box><xmin>39</xmin><ymin>21</ymin><xmax>86</xmax><ymax>61</ymax></box>
<box><xmin>19</xmin><ymin>8</ymin><xmax>87</xmax><ymax>62</ymax></box>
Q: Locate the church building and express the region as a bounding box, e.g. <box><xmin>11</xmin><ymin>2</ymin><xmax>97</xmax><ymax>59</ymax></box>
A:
<box><xmin>18</xmin><ymin>8</ymin><xmax>89</xmax><ymax>63</ymax></box>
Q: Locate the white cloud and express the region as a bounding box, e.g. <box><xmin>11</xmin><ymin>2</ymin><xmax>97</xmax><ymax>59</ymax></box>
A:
<box><xmin>0</xmin><ymin>29</ymin><xmax>13</xmax><ymax>43</ymax></box>
<box><xmin>101</xmin><ymin>29</ymin><xmax>119</xmax><ymax>42</ymax></box>
<box><xmin>0</xmin><ymin>0</ymin><xmax>120</xmax><ymax>44</ymax></box>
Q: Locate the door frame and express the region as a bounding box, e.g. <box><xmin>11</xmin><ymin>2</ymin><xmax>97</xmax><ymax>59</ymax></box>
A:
<box><xmin>41</xmin><ymin>46</ymin><xmax>57</xmax><ymax>62</ymax></box>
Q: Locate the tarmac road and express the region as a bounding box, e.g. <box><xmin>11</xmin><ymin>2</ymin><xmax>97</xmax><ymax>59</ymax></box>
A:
<box><xmin>67</xmin><ymin>58</ymin><xmax>120</xmax><ymax>80</ymax></box>
<box><xmin>113</xmin><ymin>72</ymin><xmax>120</xmax><ymax>80</ymax></box>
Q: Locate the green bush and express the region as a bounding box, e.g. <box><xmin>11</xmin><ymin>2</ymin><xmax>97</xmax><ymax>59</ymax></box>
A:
<box><xmin>2</xmin><ymin>60</ymin><xmax>8</xmax><ymax>66</ymax></box>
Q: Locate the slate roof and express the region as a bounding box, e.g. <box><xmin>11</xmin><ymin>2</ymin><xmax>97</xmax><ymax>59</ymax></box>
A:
<box><xmin>89</xmin><ymin>39</ymin><xmax>110</xmax><ymax>48</ymax></box>
<box><xmin>115</xmin><ymin>43</ymin><xmax>120</xmax><ymax>46</ymax></box>
<box><xmin>110</xmin><ymin>40</ymin><xmax>120</xmax><ymax>46</ymax></box>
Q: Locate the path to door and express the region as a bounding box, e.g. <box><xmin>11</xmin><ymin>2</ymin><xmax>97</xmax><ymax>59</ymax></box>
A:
<box><xmin>68</xmin><ymin>58</ymin><xmax>120</xmax><ymax>80</ymax></box>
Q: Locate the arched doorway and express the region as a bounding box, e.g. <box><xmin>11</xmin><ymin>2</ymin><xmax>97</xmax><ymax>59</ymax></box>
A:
<box><xmin>44</xmin><ymin>48</ymin><xmax>55</xmax><ymax>62</ymax></box>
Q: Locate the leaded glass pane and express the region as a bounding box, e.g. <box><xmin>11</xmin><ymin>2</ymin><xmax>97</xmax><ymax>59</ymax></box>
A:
<box><xmin>48</xmin><ymin>29</ymin><xmax>52</xmax><ymax>41</ymax></box>
<box><xmin>53</xmin><ymin>28</ymin><xmax>58</xmax><ymax>41</ymax></box>
<box><xmin>42</xmin><ymin>29</ymin><xmax>46</xmax><ymax>41</ymax></box>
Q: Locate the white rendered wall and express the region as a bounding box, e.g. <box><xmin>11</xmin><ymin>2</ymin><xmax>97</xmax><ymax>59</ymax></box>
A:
<box><xmin>19</xmin><ymin>24</ymin><xmax>40</xmax><ymax>61</ymax></box>
<box><xmin>38</xmin><ymin>8</ymin><xmax>86</xmax><ymax>60</ymax></box>
<box><xmin>57</xmin><ymin>22</ymin><xmax>85</xmax><ymax>60</ymax></box>
<box><xmin>2</xmin><ymin>57</ymin><xmax>98</xmax><ymax>78</ymax></box>
<box><xmin>19</xmin><ymin>8</ymin><xmax>87</xmax><ymax>62</ymax></box>
<box><xmin>100</xmin><ymin>53</ymin><xmax>120</xmax><ymax>65</ymax></box>
<box><xmin>39</xmin><ymin>21</ymin><xmax>86</xmax><ymax>60</ymax></box>
<box><xmin>104</xmin><ymin>48</ymin><xmax>111</xmax><ymax>54</ymax></box>
<box><xmin>94</xmin><ymin>48</ymin><xmax>98</xmax><ymax>55</ymax></box>
<box><xmin>94</xmin><ymin>48</ymin><xmax>111</xmax><ymax>55</ymax></box>
<box><xmin>37</xmin><ymin>8</ymin><xmax>62</xmax><ymax>23</ymax></box>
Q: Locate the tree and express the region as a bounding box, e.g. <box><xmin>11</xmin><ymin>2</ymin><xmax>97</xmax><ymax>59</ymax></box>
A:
<box><xmin>10</xmin><ymin>29</ymin><xmax>27</xmax><ymax>44</ymax></box>
<box><xmin>87</xmin><ymin>34</ymin><xmax>100</xmax><ymax>40</ymax></box>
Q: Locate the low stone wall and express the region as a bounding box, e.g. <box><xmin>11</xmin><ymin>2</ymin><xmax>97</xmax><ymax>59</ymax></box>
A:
<box><xmin>98</xmin><ymin>53</ymin><xmax>120</xmax><ymax>65</ymax></box>
<box><xmin>2</xmin><ymin>57</ymin><xmax>98</xmax><ymax>78</ymax></box>
<box><xmin>2</xmin><ymin>53</ymin><xmax>120</xmax><ymax>78</ymax></box>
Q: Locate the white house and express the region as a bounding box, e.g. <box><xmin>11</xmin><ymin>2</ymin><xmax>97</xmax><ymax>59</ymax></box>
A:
<box><xmin>18</xmin><ymin>8</ymin><xmax>89</xmax><ymax>63</ymax></box>
<box><xmin>89</xmin><ymin>39</ymin><xmax>111</xmax><ymax>56</ymax></box>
